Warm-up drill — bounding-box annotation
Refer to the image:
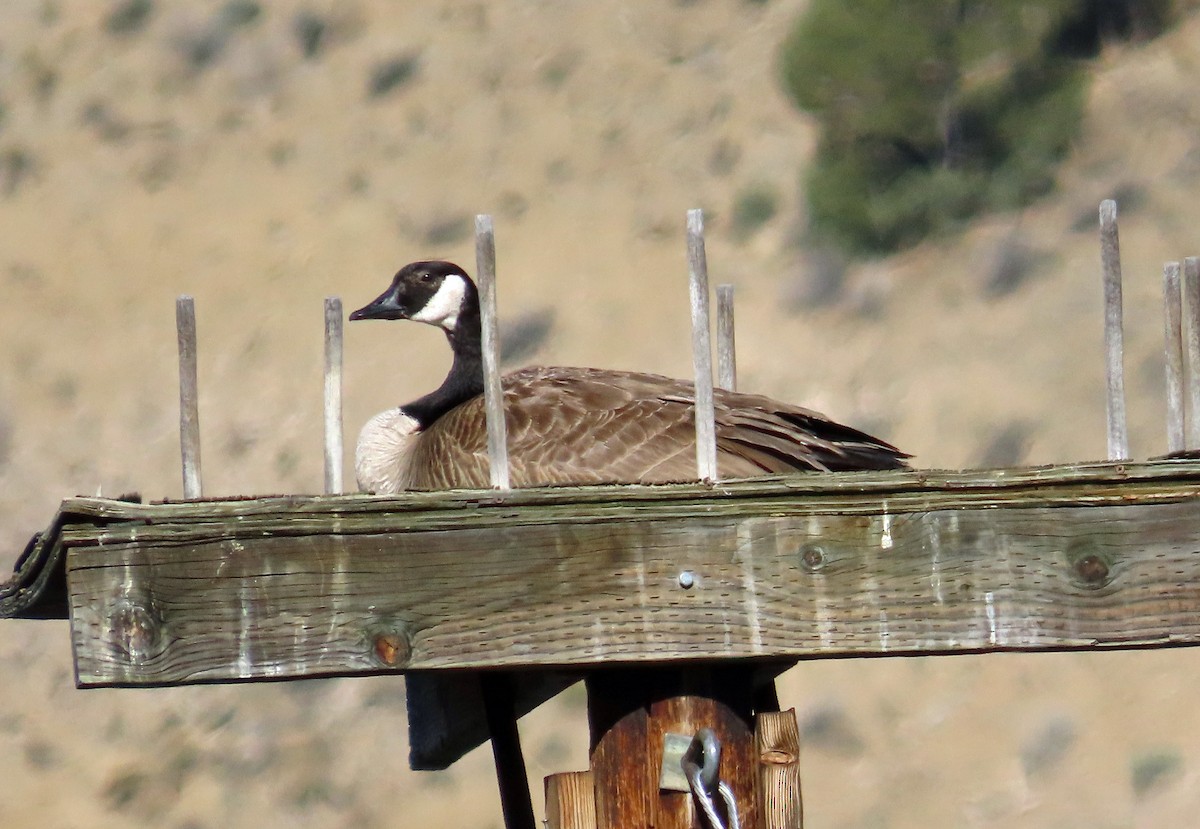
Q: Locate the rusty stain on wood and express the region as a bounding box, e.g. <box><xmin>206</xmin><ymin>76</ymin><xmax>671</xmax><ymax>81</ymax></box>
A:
<box><xmin>371</xmin><ymin>629</ymin><xmax>410</xmax><ymax>668</ymax></box>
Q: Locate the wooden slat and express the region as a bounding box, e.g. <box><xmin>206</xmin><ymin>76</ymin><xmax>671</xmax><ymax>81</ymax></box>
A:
<box><xmin>1184</xmin><ymin>256</ymin><xmax>1200</xmax><ymax>449</ymax></box>
<box><xmin>323</xmin><ymin>297</ymin><xmax>344</xmax><ymax>494</ymax></box>
<box><xmin>590</xmin><ymin>691</ymin><xmax>652</xmax><ymax>829</ymax></box>
<box><xmin>64</xmin><ymin>485</ymin><xmax>1200</xmax><ymax>686</ymax></box>
<box><xmin>47</xmin><ymin>460</ymin><xmax>1200</xmax><ymax>527</ymax></box>
<box><xmin>476</xmin><ymin>214</ymin><xmax>511</xmax><ymax>490</ymax></box>
<box><xmin>716</xmin><ymin>284</ymin><xmax>737</xmax><ymax>392</ymax></box>
<box><xmin>52</xmin><ymin>486</ymin><xmax>1200</xmax><ymax>549</ymax></box>
<box><xmin>756</xmin><ymin>710</ymin><xmax>803</xmax><ymax>829</ymax></box>
<box><xmin>176</xmin><ymin>296</ymin><xmax>203</xmax><ymax>499</ymax></box>
<box><xmin>687</xmin><ymin>208</ymin><xmax>718</xmax><ymax>482</ymax></box>
<box><xmin>545</xmin><ymin>771</ymin><xmax>596</xmax><ymax>829</ymax></box>
<box><xmin>1099</xmin><ymin>199</ymin><xmax>1129</xmax><ymax>460</ymax></box>
<box><xmin>1164</xmin><ymin>263</ymin><xmax>1185</xmax><ymax>454</ymax></box>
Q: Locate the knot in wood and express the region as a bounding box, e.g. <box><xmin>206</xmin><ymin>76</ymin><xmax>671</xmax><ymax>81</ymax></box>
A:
<box><xmin>760</xmin><ymin>748</ymin><xmax>797</xmax><ymax>765</ymax></box>
<box><xmin>799</xmin><ymin>543</ymin><xmax>827</xmax><ymax>573</ymax></box>
<box><xmin>1073</xmin><ymin>554</ymin><xmax>1110</xmax><ymax>587</ymax></box>
<box><xmin>109</xmin><ymin>600</ymin><xmax>163</xmax><ymax>663</ymax></box>
<box><xmin>372</xmin><ymin>630</ymin><xmax>412</xmax><ymax>668</ymax></box>
<box><xmin>1066</xmin><ymin>539</ymin><xmax>1112</xmax><ymax>589</ymax></box>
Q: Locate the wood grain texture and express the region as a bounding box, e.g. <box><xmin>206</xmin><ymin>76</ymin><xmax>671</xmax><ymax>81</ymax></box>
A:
<box><xmin>545</xmin><ymin>771</ymin><xmax>596</xmax><ymax>829</ymax></box>
<box><xmin>1164</xmin><ymin>263</ymin><xmax>1184</xmax><ymax>454</ymax></box>
<box><xmin>590</xmin><ymin>690</ymin><xmax>651</xmax><ymax>829</ymax></box>
<box><xmin>649</xmin><ymin>696</ymin><xmax>756</xmax><ymax>829</ymax></box>
<box><xmin>589</xmin><ymin>682</ymin><xmax>754</xmax><ymax>829</ymax></box>
<box><xmin>1184</xmin><ymin>256</ymin><xmax>1200</xmax><ymax>449</ymax></box>
<box><xmin>717</xmin><ymin>284</ymin><xmax>736</xmax><ymax>392</ymax></box>
<box><xmin>176</xmin><ymin>296</ymin><xmax>202</xmax><ymax>499</ymax></box>
<box><xmin>687</xmin><ymin>208</ymin><xmax>717</xmax><ymax>482</ymax></box>
<box><xmin>1099</xmin><ymin>199</ymin><xmax>1128</xmax><ymax>460</ymax></box>
<box><xmin>756</xmin><ymin>710</ymin><xmax>802</xmax><ymax>829</ymax></box>
<box><xmin>52</xmin><ymin>461</ymin><xmax>1200</xmax><ymax>685</ymax></box>
<box><xmin>475</xmin><ymin>213</ymin><xmax>510</xmax><ymax>490</ymax></box>
<box><xmin>323</xmin><ymin>296</ymin><xmax>344</xmax><ymax>495</ymax></box>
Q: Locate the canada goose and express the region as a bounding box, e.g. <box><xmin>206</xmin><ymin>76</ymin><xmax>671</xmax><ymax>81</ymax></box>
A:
<box><xmin>349</xmin><ymin>260</ymin><xmax>909</xmax><ymax>492</ymax></box>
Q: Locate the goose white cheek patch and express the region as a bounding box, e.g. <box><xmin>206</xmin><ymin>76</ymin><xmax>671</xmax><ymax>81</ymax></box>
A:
<box><xmin>411</xmin><ymin>274</ymin><xmax>466</xmax><ymax>330</ymax></box>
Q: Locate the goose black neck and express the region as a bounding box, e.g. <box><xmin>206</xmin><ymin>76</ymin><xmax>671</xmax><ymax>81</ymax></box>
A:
<box><xmin>401</xmin><ymin>290</ymin><xmax>485</xmax><ymax>429</ymax></box>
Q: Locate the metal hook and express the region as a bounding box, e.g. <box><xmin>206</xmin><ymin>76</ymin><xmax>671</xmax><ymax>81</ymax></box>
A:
<box><xmin>680</xmin><ymin>728</ymin><xmax>740</xmax><ymax>829</ymax></box>
<box><xmin>681</xmin><ymin>727</ymin><xmax>721</xmax><ymax>793</ymax></box>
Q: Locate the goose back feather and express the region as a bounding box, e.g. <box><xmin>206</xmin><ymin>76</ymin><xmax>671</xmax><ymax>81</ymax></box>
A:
<box><xmin>351</xmin><ymin>261</ymin><xmax>909</xmax><ymax>492</ymax></box>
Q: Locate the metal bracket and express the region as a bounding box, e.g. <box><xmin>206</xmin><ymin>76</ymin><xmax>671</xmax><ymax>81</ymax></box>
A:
<box><xmin>659</xmin><ymin>732</ymin><xmax>693</xmax><ymax>792</ymax></box>
<box><xmin>660</xmin><ymin>728</ymin><xmax>721</xmax><ymax>792</ymax></box>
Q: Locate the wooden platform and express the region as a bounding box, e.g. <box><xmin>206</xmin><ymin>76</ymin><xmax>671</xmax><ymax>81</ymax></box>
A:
<box><xmin>7</xmin><ymin>460</ymin><xmax>1200</xmax><ymax>684</ymax></box>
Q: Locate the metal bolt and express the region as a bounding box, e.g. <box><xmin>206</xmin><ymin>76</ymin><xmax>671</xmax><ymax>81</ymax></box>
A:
<box><xmin>799</xmin><ymin>543</ymin><xmax>826</xmax><ymax>572</ymax></box>
<box><xmin>678</xmin><ymin>570</ymin><xmax>696</xmax><ymax>589</ymax></box>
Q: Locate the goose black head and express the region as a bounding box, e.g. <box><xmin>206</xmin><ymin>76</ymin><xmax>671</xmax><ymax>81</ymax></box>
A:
<box><xmin>349</xmin><ymin>260</ymin><xmax>478</xmax><ymax>332</ymax></box>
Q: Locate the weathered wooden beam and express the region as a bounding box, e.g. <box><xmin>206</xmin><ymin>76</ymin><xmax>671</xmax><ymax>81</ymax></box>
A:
<box><xmin>56</xmin><ymin>461</ymin><xmax>1200</xmax><ymax>687</ymax></box>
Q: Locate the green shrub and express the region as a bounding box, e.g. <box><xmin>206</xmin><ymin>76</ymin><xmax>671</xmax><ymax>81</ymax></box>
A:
<box><xmin>778</xmin><ymin>0</ymin><xmax>1155</xmax><ymax>255</ymax></box>
<box><xmin>105</xmin><ymin>0</ymin><xmax>154</xmax><ymax>36</ymax></box>
<box><xmin>368</xmin><ymin>55</ymin><xmax>420</xmax><ymax>98</ymax></box>
<box><xmin>731</xmin><ymin>185</ymin><xmax>779</xmax><ymax>240</ymax></box>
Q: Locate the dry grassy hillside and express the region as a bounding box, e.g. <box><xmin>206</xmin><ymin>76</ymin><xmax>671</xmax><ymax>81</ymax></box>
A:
<box><xmin>4</xmin><ymin>2</ymin><xmax>1200</xmax><ymax>827</ymax></box>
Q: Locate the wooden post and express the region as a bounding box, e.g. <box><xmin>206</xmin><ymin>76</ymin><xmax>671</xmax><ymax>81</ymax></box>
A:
<box><xmin>587</xmin><ymin>668</ymin><xmax>758</xmax><ymax>829</ymax></box>
<box><xmin>687</xmin><ymin>209</ymin><xmax>718</xmax><ymax>481</ymax></box>
<box><xmin>323</xmin><ymin>297</ymin><xmax>344</xmax><ymax>494</ymax></box>
<box><xmin>756</xmin><ymin>710</ymin><xmax>803</xmax><ymax>829</ymax></box>
<box><xmin>1183</xmin><ymin>256</ymin><xmax>1200</xmax><ymax>450</ymax></box>
<box><xmin>545</xmin><ymin>771</ymin><xmax>597</xmax><ymax>829</ymax></box>
<box><xmin>176</xmin><ymin>296</ymin><xmax>202</xmax><ymax>499</ymax></box>
<box><xmin>717</xmin><ymin>284</ymin><xmax>737</xmax><ymax>392</ymax></box>
<box><xmin>1099</xmin><ymin>199</ymin><xmax>1129</xmax><ymax>460</ymax></box>
<box><xmin>1164</xmin><ymin>263</ymin><xmax>1185</xmax><ymax>455</ymax></box>
<box><xmin>476</xmin><ymin>214</ymin><xmax>511</xmax><ymax>489</ymax></box>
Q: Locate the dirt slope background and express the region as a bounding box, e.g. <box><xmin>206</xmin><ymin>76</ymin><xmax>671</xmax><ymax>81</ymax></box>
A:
<box><xmin>4</xmin><ymin>2</ymin><xmax>1200</xmax><ymax>827</ymax></box>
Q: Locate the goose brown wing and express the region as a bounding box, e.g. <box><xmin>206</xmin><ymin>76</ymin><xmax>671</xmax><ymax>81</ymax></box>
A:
<box><xmin>409</xmin><ymin>367</ymin><xmax>708</xmax><ymax>488</ymax></box>
<box><xmin>712</xmin><ymin>389</ymin><xmax>909</xmax><ymax>472</ymax></box>
<box><xmin>407</xmin><ymin>366</ymin><xmax>907</xmax><ymax>489</ymax></box>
